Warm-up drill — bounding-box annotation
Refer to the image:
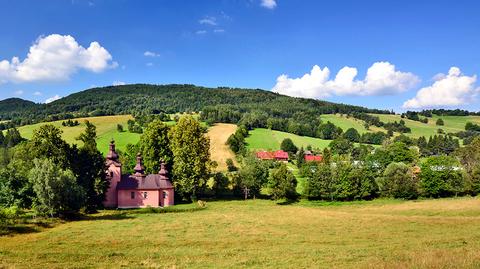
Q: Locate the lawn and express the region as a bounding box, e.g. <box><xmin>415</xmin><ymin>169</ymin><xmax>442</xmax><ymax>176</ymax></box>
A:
<box><xmin>0</xmin><ymin>197</ymin><xmax>479</xmax><ymax>268</ymax></box>
<box><xmin>246</xmin><ymin>128</ymin><xmax>332</xmax><ymax>151</ymax></box>
<box><xmin>321</xmin><ymin>114</ymin><xmax>385</xmax><ymax>134</ymax></box>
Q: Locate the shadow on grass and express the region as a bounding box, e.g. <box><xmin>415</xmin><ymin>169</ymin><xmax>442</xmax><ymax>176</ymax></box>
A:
<box><xmin>79</xmin><ymin>213</ymin><xmax>135</xmax><ymax>221</ymax></box>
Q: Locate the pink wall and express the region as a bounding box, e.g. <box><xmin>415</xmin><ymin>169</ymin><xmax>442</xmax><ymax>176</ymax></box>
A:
<box><xmin>162</xmin><ymin>189</ymin><xmax>174</xmax><ymax>207</ymax></box>
<box><xmin>118</xmin><ymin>190</ymin><xmax>160</xmax><ymax>208</ymax></box>
<box><xmin>103</xmin><ymin>164</ymin><xmax>121</xmax><ymax>208</ymax></box>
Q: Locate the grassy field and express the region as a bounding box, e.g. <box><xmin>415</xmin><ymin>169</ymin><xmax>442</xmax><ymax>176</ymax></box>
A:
<box><xmin>373</xmin><ymin>114</ymin><xmax>480</xmax><ymax>138</ymax></box>
<box><xmin>246</xmin><ymin>128</ymin><xmax>332</xmax><ymax>151</ymax></box>
<box><xmin>1</xmin><ymin>197</ymin><xmax>479</xmax><ymax>268</ymax></box>
<box><xmin>207</xmin><ymin>123</ymin><xmax>238</xmax><ymax>171</ymax></box>
<box><xmin>15</xmin><ymin>115</ymin><xmax>140</xmax><ymax>154</ymax></box>
<box><xmin>321</xmin><ymin>114</ymin><xmax>385</xmax><ymax>134</ymax></box>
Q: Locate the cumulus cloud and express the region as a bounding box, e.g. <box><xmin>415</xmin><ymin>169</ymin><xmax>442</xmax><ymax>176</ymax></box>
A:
<box><xmin>112</xmin><ymin>81</ymin><xmax>126</xmax><ymax>86</ymax></box>
<box><xmin>144</xmin><ymin>51</ymin><xmax>160</xmax><ymax>57</ymax></box>
<box><xmin>45</xmin><ymin>94</ymin><xmax>61</xmax><ymax>104</ymax></box>
<box><xmin>0</xmin><ymin>34</ymin><xmax>116</xmax><ymax>83</ymax></box>
<box><xmin>199</xmin><ymin>16</ymin><xmax>217</xmax><ymax>26</ymax></box>
<box><xmin>261</xmin><ymin>0</ymin><xmax>277</xmax><ymax>9</ymax></box>
<box><xmin>403</xmin><ymin>67</ymin><xmax>479</xmax><ymax>109</ymax></box>
<box><xmin>33</xmin><ymin>91</ymin><xmax>42</xmax><ymax>96</ymax></box>
<box><xmin>214</xmin><ymin>29</ymin><xmax>225</xmax><ymax>33</ymax></box>
<box><xmin>14</xmin><ymin>90</ymin><xmax>24</xmax><ymax>96</ymax></box>
<box><xmin>272</xmin><ymin>62</ymin><xmax>419</xmax><ymax>99</ymax></box>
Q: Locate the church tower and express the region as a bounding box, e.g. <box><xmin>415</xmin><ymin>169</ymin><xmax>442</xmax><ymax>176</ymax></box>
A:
<box><xmin>103</xmin><ymin>140</ymin><xmax>122</xmax><ymax>208</ymax></box>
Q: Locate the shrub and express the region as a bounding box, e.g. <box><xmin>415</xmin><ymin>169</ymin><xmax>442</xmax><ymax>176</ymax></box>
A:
<box><xmin>420</xmin><ymin>156</ymin><xmax>465</xmax><ymax>198</ymax></box>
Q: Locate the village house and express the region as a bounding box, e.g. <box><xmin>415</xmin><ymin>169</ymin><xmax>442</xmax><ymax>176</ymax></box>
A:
<box><xmin>304</xmin><ymin>155</ymin><xmax>323</xmax><ymax>162</ymax></box>
<box><xmin>103</xmin><ymin>140</ymin><xmax>174</xmax><ymax>209</ymax></box>
<box><xmin>256</xmin><ymin>150</ymin><xmax>289</xmax><ymax>162</ymax></box>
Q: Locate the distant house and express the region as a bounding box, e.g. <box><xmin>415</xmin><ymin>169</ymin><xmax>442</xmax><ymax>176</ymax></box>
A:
<box><xmin>104</xmin><ymin>140</ymin><xmax>174</xmax><ymax>209</ymax></box>
<box><xmin>304</xmin><ymin>155</ymin><xmax>323</xmax><ymax>162</ymax></box>
<box><xmin>256</xmin><ymin>150</ymin><xmax>289</xmax><ymax>162</ymax></box>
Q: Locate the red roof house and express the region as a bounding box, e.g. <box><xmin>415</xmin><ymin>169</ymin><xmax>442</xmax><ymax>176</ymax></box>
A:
<box><xmin>274</xmin><ymin>150</ymin><xmax>289</xmax><ymax>161</ymax></box>
<box><xmin>305</xmin><ymin>155</ymin><xmax>323</xmax><ymax>162</ymax></box>
<box><xmin>256</xmin><ymin>151</ymin><xmax>274</xmax><ymax>160</ymax></box>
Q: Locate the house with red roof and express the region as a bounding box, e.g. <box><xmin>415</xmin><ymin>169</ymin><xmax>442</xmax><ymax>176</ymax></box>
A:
<box><xmin>304</xmin><ymin>155</ymin><xmax>323</xmax><ymax>162</ymax></box>
<box><xmin>256</xmin><ymin>150</ymin><xmax>289</xmax><ymax>162</ymax></box>
<box><xmin>103</xmin><ymin>140</ymin><xmax>174</xmax><ymax>209</ymax></box>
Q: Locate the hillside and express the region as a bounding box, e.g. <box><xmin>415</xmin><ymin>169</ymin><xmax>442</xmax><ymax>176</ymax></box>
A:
<box><xmin>0</xmin><ymin>84</ymin><xmax>390</xmax><ymax>124</ymax></box>
<box><xmin>206</xmin><ymin>123</ymin><xmax>238</xmax><ymax>171</ymax></box>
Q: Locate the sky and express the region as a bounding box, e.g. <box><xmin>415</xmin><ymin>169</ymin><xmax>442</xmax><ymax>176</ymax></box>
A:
<box><xmin>0</xmin><ymin>0</ymin><xmax>479</xmax><ymax>112</ymax></box>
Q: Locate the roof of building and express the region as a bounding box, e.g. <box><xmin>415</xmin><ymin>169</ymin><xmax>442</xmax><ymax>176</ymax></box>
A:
<box><xmin>106</xmin><ymin>140</ymin><xmax>121</xmax><ymax>167</ymax></box>
<box><xmin>274</xmin><ymin>150</ymin><xmax>289</xmax><ymax>159</ymax></box>
<box><xmin>305</xmin><ymin>155</ymin><xmax>323</xmax><ymax>162</ymax></box>
<box><xmin>256</xmin><ymin>151</ymin><xmax>274</xmax><ymax>160</ymax></box>
<box><xmin>117</xmin><ymin>174</ymin><xmax>173</xmax><ymax>190</ymax></box>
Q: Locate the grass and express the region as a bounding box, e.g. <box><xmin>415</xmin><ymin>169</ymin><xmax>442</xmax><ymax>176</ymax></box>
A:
<box><xmin>372</xmin><ymin>114</ymin><xmax>480</xmax><ymax>138</ymax></box>
<box><xmin>15</xmin><ymin>115</ymin><xmax>140</xmax><ymax>154</ymax></box>
<box><xmin>321</xmin><ymin>114</ymin><xmax>385</xmax><ymax>134</ymax></box>
<box><xmin>0</xmin><ymin>197</ymin><xmax>479</xmax><ymax>268</ymax></box>
<box><xmin>207</xmin><ymin>123</ymin><xmax>238</xmax><ymax>171</ymax></box>
<box><xmin>246</xmin><ymin>128</ymin><xmax>332</xmax><ymax>151</ymax></box>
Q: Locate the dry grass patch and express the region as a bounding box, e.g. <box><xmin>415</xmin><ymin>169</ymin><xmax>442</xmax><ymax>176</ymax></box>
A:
<box><xmin>207</xmin><ymin>123</ymin><xmax>238</xmax><ymax>171</ymax></box>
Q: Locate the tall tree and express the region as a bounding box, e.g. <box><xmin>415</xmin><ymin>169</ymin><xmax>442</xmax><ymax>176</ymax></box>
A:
<box><xmin>139</xmin><ymin>120</ymin><xmax>172</xmax><ymax>174</ymax></box>
<box><xmin>73</xmin><ymin>121</ymin><xmax>108</xmax><ymax>212</ymax></box>
<box><xmin>30</xmin><ymin>124</ymin><xmax>72</xmax><ymax>170</ymax></box>
<box><xmin>268</xmin><ymin>164</ymin><xmax>297</xmax><ymax>200</ymax></box>
<box><xmin>169</xmin><ymin>116</ymin><xmax>212</xmax><ymax>200</ymax></box>
<box><xmin>280</xmin><ymin>138</ymin><xmax>298</xmax><ymax>155</ymax></box>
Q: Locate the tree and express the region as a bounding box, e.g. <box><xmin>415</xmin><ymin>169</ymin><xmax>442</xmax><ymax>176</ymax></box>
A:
<box><xmin>378</xmin><ymin>162</ymin><xmax>419</xmax><ymax>199</ymax></box>
<box><xmin>329</xmin><ymin>137</ymin><xmax>353</xmax><ymax>155</ymax></box>
<box><xmin>436</xmin><ymin>118</ymin><xmax>444</xmax><ymax>126</ymax></box>
<box><xmin>420</xmin><ymin>156</ymin><xmax>465</xmax><ymax>198</ymax></box>
<box><xmin>280</xmin><ymin>138</ymin><xmax>298</xmax><ymax>155</ymax></box>
<box><xmin>226</xmin><ymin>158</ymin><xmax>237</xmax><ymax>172</ymax></box>
<box><xmin>73</xmin><ymin>121</ymin><xmax>108</xmax><ymax>212</ymax></box>
<box><xmin>236</xmin><ymin>156</ymin><xmax>269</xmax><ymax>199</ymax></box>
<box><xmin>117</xmin><ymin>124</ymin><xmax>124</xmax><ymax>132</ymax></box>
<box><xmin>30</xmin><ymin>158</ymin><xmax>85</xmax><ymax>217</ymax></box>
<box><xmin>268</xmin><ymin>164</ymin><xmax>297</xmax><ymax>200</ymax></box>
<box><xmin>296</xmin><ymin>147</ymin><xmax>305</xmax><ymax>168</ymax></box>
<box><xmin>343</xmin><ymin>128</ymin><xmax>360</xmax><ymax>142</ymax></box>
<box><xmin>455</xmin><ymin>137</ymin><xmax>480</xmax><ymax>194</ymax></box>
<box><xmin>30</xmin><ymin>124</ymin><xmax>72</xmax><ymax>170</ymax></box>
<box><xmin>139</xmin><ymin>120</ymin><xmax>172</xmax><ymax>174</ymax></box>
<box><xmin>305</xmin><ymin>162</ymin><xmax>334</xmax><ymax>200</ymax></box>
<box><xmin>169</xmin><ymin>116</ymin><xmax>212</xmax><ymax>200</ymax></box>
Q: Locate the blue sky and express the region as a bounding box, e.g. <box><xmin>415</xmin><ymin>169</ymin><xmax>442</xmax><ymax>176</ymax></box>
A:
<box><xmin>0</xmin><ymin>0</ymin><xmax>479</xmax><ymax>112</ymax></box>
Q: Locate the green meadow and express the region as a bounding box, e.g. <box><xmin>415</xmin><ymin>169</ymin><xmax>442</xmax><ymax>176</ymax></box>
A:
<box><xmin>245</xmin><ymin>128</ymin><xmax>332</xmax><ymax>151</ymax></box>
<box><xmin>1</xmin><ymin>198</ymin><xmax>479</xmax><ymax>268</ymax></box>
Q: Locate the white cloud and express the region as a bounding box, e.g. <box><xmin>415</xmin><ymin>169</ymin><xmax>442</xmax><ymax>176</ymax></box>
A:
<box><xmin>0</xmin><ymin>34</ymin><xmax>116</xmax><ymax>83</ymax></box>
<box><xmin>403</xmin><ymin>67</ymin><xmax>479</xmax><ymax>109</ymax></box>
<box><xmin>146</xmin><ymin>62</ymin><xmax>154</xmax><ymax>67</ymax></box>
<box><xmin>113</xmin><ymin>81</ymin><xmax>126</xmax><ymax>86</ymax></box>
<box><xmin>45</xmin><ymin>94</ymin><xmax>61</xmax><ymax>104</ymax></box>
<box><xmin>214</xmin><ymin>29</ymin><xmax>225</xmax><ymax>33</ymax></box>
<box><xmin>199</xmin><ymin>16</ymin><xmax>217</xmax><ymax>26</ymax></box>
<box><xmin>261</xmin><ymin>0</ymin><xmax>277</xmax><ymax>9</ymax></box>
<box><xmin>144</xmin><ymin>51</ymin><xmax>160</xmax><ymax>57</ymax></box>
<box><xmin>196</xmin><ymin>30</ymin><xmax>207</xmax><ymax>35</ymax></box>
<box><xmin>33</xmin><ymin>91</ymin><xmax>42</xmax><ymax>96</ymax></box>
<box><xmin>272</xmin><ymin>62</ymin><xmax>419</xmax><ymax>99</ymax></box>
<box><xmin>14</xmin><ymin>90</ymin><xmax>24</xmax><ymax>95</ymax></box>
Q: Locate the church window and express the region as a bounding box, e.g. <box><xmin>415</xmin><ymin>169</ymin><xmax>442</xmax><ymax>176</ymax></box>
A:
<box><xmin>131</xmin><ymin>192</ymin><xmax>135</xmax><ymax>199</ymax></box>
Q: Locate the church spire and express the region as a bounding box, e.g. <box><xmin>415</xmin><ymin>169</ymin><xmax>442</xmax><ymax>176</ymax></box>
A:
<box><xmin>106</xmin><ymin>139</ymin><xmax>119</xmax><ymax>161</ymax></box>
<box><xmin>134</xmin><ymin>153</ymin><xmax>145</xmax><ymax>176</ymax></box>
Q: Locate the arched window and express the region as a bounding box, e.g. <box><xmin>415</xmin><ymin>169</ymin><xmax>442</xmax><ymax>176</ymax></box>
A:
<box><xmin>163</xmin><ymin>191</ymin><xmax>168</xmax><ymax>198</ymax></box>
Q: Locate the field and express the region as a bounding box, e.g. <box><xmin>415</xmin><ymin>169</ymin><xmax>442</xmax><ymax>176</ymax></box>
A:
<box><xmin>206</xmin><ymin>123</ymin><xmax>238</xmax><ymax>171</ymax></box>
<box><xmin>1</xmin><ymin>197</ymin><xmax>479</xmax><ymax>268</ymax></box>
<box><xmin>321</xmin><ymin>114</ymin><xmax>385</xmax><ymax>134</ymax></box>
<box><xmin>373</xmin><ymin>114</ymin><xmax>480</xmax><ymax>138</ymax></box>
<box><xmin>15</xmin><ymin>115</ymin><xmax>140</xmax><ymax>154</ymax></box>
<box><xmin>245</xmin><ymin>128</ymin><xmax>332</xmax><ymax>151</ymax></box>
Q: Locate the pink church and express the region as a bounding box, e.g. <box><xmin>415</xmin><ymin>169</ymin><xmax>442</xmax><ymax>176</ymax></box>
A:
<box><xmin>103</xmin><ymin>140</ymin><xmax>174</xmax><ymax>208</ymax></box>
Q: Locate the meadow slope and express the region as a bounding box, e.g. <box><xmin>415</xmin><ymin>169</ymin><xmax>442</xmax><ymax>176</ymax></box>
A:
<box><xmin>0</xmin><ymin>198</ymin><xmax>479</xmax><ymax>268</ymax></box>
<box><xmin>206</xmin><ymin>123</ymin><xmax>238</xmax><ymax>171</ymax></box>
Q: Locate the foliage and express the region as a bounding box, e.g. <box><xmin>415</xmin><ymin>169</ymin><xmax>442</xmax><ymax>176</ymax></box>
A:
<box><xmin>280</xmin><ymin>138</ymin><xmax>298</xmax><ymax>155</ymax></box>
<box><xmin>465</xmin><ymin>122</ymin><xmax>480</xmax><ymax>132</ymax></box>
<box><xmin>30</xmin><ymin>158</ymin><xmax>85</xmax><ymax>217</ymax></box>
<box><xmin>343</xmin><ymin>128</ymin><xmax>360</xmax><ymax>142</ymax></box>
<box><xmin>139</xmin><ymin>120</ymin><xmax>172</xmax><ymax>174</ymax></box>
<box><xmin>420</xmin><ymin>156</ymin><xmax>465</xmax><ymax>198</ymax></box>
<box><xmin>169</xmin><ymin>116</ymin><xmax>212</xmax><ymax>200</ymax></box>
<box><xmin>268</xmin><ymin>164</ymin><xmax>297</xmax><ymax>200</ymax></box>
<box><xmin>377</xmin><ymin>162</ymin><xmax>419</xmax><ymax>199</ymax></box>
<box><xmin>317</xmin><ymin>121</ymin><xmax>343</xmax><ymax>140</ymax></box>
<box><xmin>329</xmin><ymin>137</ymin><xmax>353</xmax><ymax>155</ymax></box>
<box><xmin>455</xmin><ymin>137</ymin><xmax>480</xmax><ymax>194</ymax></box>
<box><xmin>225</xmin><ymin>158</ymin><xmax>237</xmax><ymax>172</ymax></box>
<box><xmin>436</xmin><ymin>118</ymin><xmax>444</xmax><ymax>126</ymax></box>
<box><xmin>296</xmin><ymin>147</ymin><xmax>305</xmax><ymax>168</ymax></box>
<box><xmin>226</xmin><ymin>125</ymin><xmax>248</xmax><ymax>155</ymax></box>
<box><xmin>235</xmin><ymin>155</ymin><xmax>269</xmax><ymax>198</ymax></box>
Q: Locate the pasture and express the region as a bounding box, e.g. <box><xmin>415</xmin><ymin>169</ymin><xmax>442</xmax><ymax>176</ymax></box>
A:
<box><xmin>245</xmin><ymin>128</ymin><xmax>331</xmax><ymax>151</ymax></box>
<box><xmin>0</xmin><ymin>197</ymin><xmax>479</xmax><ymax>268</ymax></box>
<box><xmin>206</xmin><ymin>123</ymin><xmax>238</xmax><ymax>171</ymax></box>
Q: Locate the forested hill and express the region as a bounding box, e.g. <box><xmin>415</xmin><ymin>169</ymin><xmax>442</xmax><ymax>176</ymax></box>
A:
<box><xmin>0</xmin><ymin>84</ymin><xmax>391</xmax><ymax>125</ymax></box>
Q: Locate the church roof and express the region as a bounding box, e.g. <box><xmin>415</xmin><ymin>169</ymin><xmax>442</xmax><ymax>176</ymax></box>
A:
<box><xmin>117</xmin><ymin>174</ymin><xmax>173</xmax><ymax>190</ymax></box>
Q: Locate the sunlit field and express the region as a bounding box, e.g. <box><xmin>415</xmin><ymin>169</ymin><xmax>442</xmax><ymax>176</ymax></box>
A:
<box><xmin>1</xmin><ymin>198</ymin><xmax>479</xmax><ymax>268</ymax></box>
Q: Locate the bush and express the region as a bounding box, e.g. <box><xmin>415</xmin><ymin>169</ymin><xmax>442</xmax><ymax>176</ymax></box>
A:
<box><xmin>436</xmin><ymin>118</ymin><xmax>444</xmax><ymax>126</ymax></box>
<box><xmin>378</xmin><ymin>162</ymin><xmax>419</xmax><ymax>199</ymax></box>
